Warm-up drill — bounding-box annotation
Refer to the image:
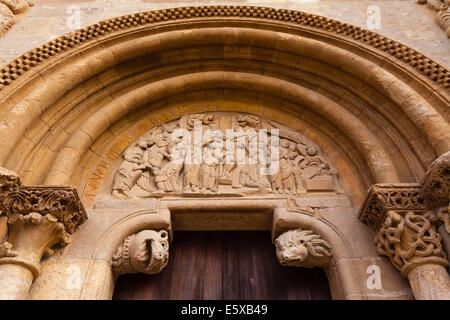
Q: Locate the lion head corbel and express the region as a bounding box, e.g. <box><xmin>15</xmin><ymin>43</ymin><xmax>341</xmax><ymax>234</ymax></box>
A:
<box><xmin>275</xmin><ymin>228</ymin><xmax>332</xmax><ymax>268</ymax></box>
<box><xmin>112</xmin><ymin>229</ymin><xmax>169</xmax><ymax>275</ymax></box>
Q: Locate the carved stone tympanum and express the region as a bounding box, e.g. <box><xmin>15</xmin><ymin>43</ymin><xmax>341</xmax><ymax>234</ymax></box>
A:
<box><xmin>112</xmin><ymin>112</ymin><xmax>342</xmax><ymax>199</ymax></box>
<box><xmin>112</xmin><ymin>229</ymin><xmax>169</xmax><ymax>275</ymax></box>
<box><xmin>275</xmin><ymin>228</ymin><xmax>332</xmax><ymax>268</ymax></box>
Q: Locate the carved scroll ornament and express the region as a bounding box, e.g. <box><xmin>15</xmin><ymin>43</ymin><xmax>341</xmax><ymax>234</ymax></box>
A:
<box><xmin>112</xmin><ymin>229</ymin><xmax>169</xmax><ymax>275</ymax></box>
<box><xmin>275</xmin><ymin>228</ymin><xmax>332</xmax><ymax>268</ymax></box>
<box><xmin>376</xmin><ymin>210</ymin><xmax>448</xmax><ymax>277</ymax></box>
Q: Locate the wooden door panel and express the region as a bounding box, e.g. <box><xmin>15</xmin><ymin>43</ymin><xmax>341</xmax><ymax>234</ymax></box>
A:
<box><xmin>113</xmin><ymin>232</ymin><xmax>331</xmax><ymax>300</ymax></box>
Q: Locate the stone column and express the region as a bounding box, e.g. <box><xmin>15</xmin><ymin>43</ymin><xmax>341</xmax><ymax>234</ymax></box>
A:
<box><xmin>359</xmin><ymin>183</ymin><xmax>450</xmax><ymax>300</ymax></box>
<box><xmin>0</xmin><ymin>168</ymin><xmax>87</xmax><ymax>300</ymax></box>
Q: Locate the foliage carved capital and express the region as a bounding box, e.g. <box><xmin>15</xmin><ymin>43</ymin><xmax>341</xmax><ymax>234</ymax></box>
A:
<box><xmin>1</xmin><ymin>185</ymin><xmax>87</xmax><ymax>234</ymax></box>
<box><xmin>0</xmin><ymin>167</ymin><xmax>87</xmax><ymax>277</ymax></box>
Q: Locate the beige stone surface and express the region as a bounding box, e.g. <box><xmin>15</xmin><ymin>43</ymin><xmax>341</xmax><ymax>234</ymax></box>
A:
<box><xmin>28</xmin><ymin>260</ymin><xmax>114</xmax><ymax>300</ymax></box>
<box><xmin>0</xmin><ymin>264</ymin><xmax>33</xmax><ymax>300</ymax></box>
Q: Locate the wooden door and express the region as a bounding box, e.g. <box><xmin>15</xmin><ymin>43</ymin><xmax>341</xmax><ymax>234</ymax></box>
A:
<box><xmin>113</xmin><ymin>231</ymin><xmax>331</xmax><ymax>300</ymax></box>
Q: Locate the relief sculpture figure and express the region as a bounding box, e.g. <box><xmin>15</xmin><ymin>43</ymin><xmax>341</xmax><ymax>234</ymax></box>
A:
<box><xmin>112</xmin><ymin>139</ymin><xmax>147</xmax><ymax>198</ymax></box>
<box><xmin>154</xmin><ymin>133</ymin><xmax>186</xmax><ymax>193</ymax></box>
<box><xmin>201</xmin><ymin>138</ymin><xmax>222</xmax><ymax>193</ymax></box>
<box><xmin>279</xmin><ymin>139</ymin><xmax>297</xmax><ymax>195</ymax></box>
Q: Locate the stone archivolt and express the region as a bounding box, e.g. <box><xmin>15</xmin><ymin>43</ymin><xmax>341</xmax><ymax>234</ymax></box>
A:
<box><xmin>275</xmin><ymin>228</ymin><xmax>332</xmax><ymax>268</ymax></box>
<box><xmin>0</xmin><ymin>6</ymin><xmax>448</xmax><ymax>91</ymax></box>
<box><xmin>112</xmin><ymin>229</ymin><xmax>169</xmax><ymax>275</ymax></box>
<box><xmin>376</xmin><ymin>210</ymin><xmax>447</xmax><ymax>276</ymax></box>
<box><xmin>112</xmin><ymin>112</ymin><xmax>342</xmax><ymax>199</ymax></box>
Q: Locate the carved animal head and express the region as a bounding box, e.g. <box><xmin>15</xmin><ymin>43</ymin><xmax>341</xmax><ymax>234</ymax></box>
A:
<box><xmin>275</xmin><ymin>228</ymin><xmax>332</xmax><ymax>268</ymax></box>
<box><xmin>130</xmin><ymin>230</ymin><xmax>169</xmax><ymax>274</ymax></box>
<box><xmin>112</xmin><ymin>229</ymin><xmax>169</xmax><ymax>275</ymax></box>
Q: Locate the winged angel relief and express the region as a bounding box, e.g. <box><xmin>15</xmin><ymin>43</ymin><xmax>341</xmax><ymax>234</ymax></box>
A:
<box><xmin>112</xmin><ymin>113</ymin><xmax>342</xmax><ymax>198</ymax></box>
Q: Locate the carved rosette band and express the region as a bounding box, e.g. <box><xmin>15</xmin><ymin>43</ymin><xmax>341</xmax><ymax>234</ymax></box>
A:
<box><xmin>275</xmin><ymin>228</ymin><xmax>332</xmax><ymax>268</ymax></box>
<box><xmin>0</xmin><ymin>168</ymin><xmax>87</xmax><ymax>278</ymax></box>
<box><xmin>112</xmin><ymin>229</ymin><xmax>169</xmax><ymax>275</ymax></box>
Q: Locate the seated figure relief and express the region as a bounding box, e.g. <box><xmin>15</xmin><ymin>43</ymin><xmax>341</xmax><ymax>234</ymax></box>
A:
<box><xmin>112</xmin><ymin>112</ymin><xmax>342</xmax><ymax>198</ymax></box>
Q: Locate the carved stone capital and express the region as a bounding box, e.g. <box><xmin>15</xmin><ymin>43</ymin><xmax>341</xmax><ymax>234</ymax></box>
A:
<box><xmin>421</xmin><ymin>151</ymin><xmax>450</xmax><ymax>209</ymax></box>
<box><xmin>1</xmin><ymin>186</ymin><xmax>87</xmax><ymax>234</ymax></box>
<box><xmin>0</xmin><ymin>212</ymin><xmax>70</xmax><ymax>278</ymax></box>
<box><xmin>359</xmin><ymin>183</ymin><xmax>426</xmax><ymax>232</ymax></box>
<box><xmin>376</xmin><ymin>210</ymin><xmax>448</xmax><ymax>277</ymax></box>
<box><xmin>0</xmin><ymin>168</ymin><xmax>87</xmax><ymax>278</ymax></box>
<box><xmin>275</xmin><ymin>228</ymin><xmax>332</xmax><ymax>268</ymax></box>
<box><xmin>112</xmin><ymin>229</ymin><xmax>169</xmax><ymax>275</ymax></box>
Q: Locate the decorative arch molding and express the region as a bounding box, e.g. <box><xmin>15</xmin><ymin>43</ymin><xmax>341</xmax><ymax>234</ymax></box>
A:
<box><xmin>0</xmin><ymin>7</ymin><xmax>447</xmax><ymax>205</ymax></box>
<box><xmin>0</xmin><ymin>6</ymin><xmax>448</xmax><ymax>300</ymax></box>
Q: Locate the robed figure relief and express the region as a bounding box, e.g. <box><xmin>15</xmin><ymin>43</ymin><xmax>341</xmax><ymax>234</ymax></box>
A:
<box><xmin>112</xmin><ymin>112</ymin><xmax>342</xmax><ymax>198</ymax></box>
